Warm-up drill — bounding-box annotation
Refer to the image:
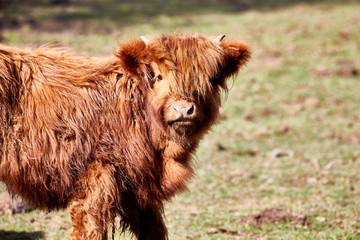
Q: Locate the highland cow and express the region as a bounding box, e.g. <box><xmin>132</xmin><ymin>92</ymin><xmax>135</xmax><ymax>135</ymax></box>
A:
<box><xmin>0</xmin><ymin>34</ymin><xmax>250</xmax><ymax>239</ymax></box>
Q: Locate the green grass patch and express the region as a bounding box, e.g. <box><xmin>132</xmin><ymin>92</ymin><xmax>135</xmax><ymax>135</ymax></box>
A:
<box><xmin>1</xmin><ymin>0</ymin><xmax>360</xmax><ymax>239</ymax></box>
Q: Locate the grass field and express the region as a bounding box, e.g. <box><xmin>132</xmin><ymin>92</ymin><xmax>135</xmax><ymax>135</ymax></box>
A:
<box><xmin>1</xmin><ymin>0</ymin><xmax>360</xmax><ymax>239</ymax></box>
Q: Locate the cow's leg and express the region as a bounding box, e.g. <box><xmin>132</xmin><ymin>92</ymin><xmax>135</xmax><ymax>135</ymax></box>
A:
<box><xmin>68</xmin><ymin>160</ymin><xmax>118</xmax><ymax>240</ymax></box>
<box><xmin>68</xmin><ymin>198</ymin><xmax>114</xmax><ymax>240</ymax></box>
<box><xmin>131</xmin><ymin>206</ymin><xmax>168</xmax><ymax>240</ymax></box>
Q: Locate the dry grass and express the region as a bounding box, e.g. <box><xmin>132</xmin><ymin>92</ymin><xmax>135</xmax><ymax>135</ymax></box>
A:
<box><xmin>1</xmin><ymin>0</ymin><xmax>360</xmax><ymax>239</ymax></box>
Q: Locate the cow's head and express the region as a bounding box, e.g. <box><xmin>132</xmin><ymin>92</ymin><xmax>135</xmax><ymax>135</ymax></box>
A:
<box><xmin>116</xmin><ymin>34</ymin><xmax>250</xmax><ymax>147</ymax></box>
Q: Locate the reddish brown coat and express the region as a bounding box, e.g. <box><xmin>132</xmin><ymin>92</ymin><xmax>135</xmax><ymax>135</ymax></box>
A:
<box><xmin>0</xmin><ymin>34</ymin><xmax>250</xmax><ymax>239</ymax></box>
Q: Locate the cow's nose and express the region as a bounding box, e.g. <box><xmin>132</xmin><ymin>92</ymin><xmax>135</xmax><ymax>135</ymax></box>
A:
<box><xmin>172</xmin><ymin>103</ymin><xmax>196</xmax><ymax>119</ymax></box>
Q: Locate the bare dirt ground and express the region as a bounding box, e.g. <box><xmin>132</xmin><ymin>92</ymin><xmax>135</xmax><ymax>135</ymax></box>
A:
<box><xmin>236</xmin><ymin>207</ymin><xmax>310</xmax><ymax>227</ymax></box>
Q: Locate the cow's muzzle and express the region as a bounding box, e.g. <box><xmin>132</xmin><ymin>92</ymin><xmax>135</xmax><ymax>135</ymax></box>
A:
<box><xmin>168</xmin><ymin>100</ymin><xmax>199</xmax><ymax>135</ymax></box>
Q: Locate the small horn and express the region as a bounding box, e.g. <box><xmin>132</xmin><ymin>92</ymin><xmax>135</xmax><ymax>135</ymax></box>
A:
<box><xmin>214</xmin><ymin>34</ymin><xmax>226</xmax><ymax>42</ymax></box>
<box><xmin>140</xmin><ymin>36</ymin><xmax>150</xmax><ymax>46</ymax></box>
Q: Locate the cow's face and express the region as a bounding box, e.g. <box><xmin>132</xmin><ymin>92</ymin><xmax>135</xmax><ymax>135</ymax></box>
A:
<box><xmin>146</xmin><ymin>60</ymin><xmax>222</xmax><ymax>142</ymax></box>
<box><xmin>147</xmin><ymin>61</ymin><xmax>207</xmax><ymax>138</ymax></box>
<box><xmin>116</xmin><ymin>34</ymin><xmax>250</xmax><ymax>144</ymax></box>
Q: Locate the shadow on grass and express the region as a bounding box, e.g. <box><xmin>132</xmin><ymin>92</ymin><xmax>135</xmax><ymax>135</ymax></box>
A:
<box><xmin>0</xmin><ymin>0</ymin><xmax>357</xmax><ymax>32</ymax></box>
<box><xmin>0</xmin><ymin>230</ymin><xmax>44</xmax><ymax>240</ymax></box>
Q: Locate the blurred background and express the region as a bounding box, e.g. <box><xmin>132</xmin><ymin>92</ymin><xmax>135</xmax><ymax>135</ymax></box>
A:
<box><xmin>1</xmin><ymin>0</ymin><xmax>360</xmax><ymax>239</ymax></box>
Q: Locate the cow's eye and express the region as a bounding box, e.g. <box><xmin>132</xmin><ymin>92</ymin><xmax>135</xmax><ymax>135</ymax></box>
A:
<box><xmin>213</xmin><ymin>74</ymin><xmax>221</xmax><ymax>82</ymax></box>
<box><xmin>157</xmin><ymin>74</ymin><xmax>163</xmax><ymax>81</ymax></box>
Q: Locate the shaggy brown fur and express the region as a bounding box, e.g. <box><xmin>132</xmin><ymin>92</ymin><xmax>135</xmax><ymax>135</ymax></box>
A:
<box><xmin>0</xmin><ymin>34</ymin><xmax>250</xmax><ymax>239</ymax></box>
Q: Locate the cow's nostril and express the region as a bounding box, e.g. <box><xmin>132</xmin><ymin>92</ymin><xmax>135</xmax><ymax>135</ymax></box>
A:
<box><xmin>186</xmin><ymin>105</ymin><xmax>194</xmax><ymax>116</ymax></box>
<box><xmin>173</xmin><ymin>105</ymin><xmax>182</xmax><ymax>113</ymax></box>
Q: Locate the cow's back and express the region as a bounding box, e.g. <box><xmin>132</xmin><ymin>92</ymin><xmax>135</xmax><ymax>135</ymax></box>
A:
<box><xmin>0</xmin><ymin>45</ymin><xmax>110</xmax><ymax>209</ymax></box>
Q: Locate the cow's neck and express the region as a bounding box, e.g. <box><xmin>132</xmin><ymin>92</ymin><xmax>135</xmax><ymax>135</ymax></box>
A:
<box><xmin>151</xmin><ymin>127</ymin><xmax>197</xmax><ymax>197</ymax></box>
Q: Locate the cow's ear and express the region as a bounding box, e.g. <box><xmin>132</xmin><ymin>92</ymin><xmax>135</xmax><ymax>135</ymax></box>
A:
<box><xmin>220</xmin><ymin>39</ymin><xmax>251</xmax><ymax>79</ymax></box>
<box><xmin>115</xmin><ymin>39</ymin><xmax>148</xmax><ymax>76</ymax></box>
